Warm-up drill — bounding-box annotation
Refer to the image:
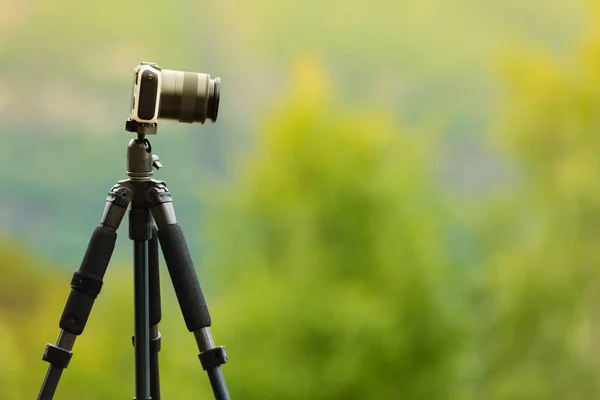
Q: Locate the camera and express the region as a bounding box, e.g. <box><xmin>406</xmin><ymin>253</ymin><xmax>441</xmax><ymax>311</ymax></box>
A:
<box><xmin>128</xmin><ymin>62</ymin><xmax>220</xmax><ymax>133</ymax></box>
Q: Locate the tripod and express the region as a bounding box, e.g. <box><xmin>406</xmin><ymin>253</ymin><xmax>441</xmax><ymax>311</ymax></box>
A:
<box><xmin>37</xmin><ymin>126</ymin><xmax>230</xmax><ymax>400</ymax></box>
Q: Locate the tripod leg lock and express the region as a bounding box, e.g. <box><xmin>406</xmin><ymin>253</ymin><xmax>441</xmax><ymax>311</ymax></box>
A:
<box><xmin>132</xmin><ymin>332</ymin><xmax>162</xmax><ymax>353</ymax></box>
<box><xmin>198</xmin><ymin>346</ymin><xmax>228</xmax><ymax>371</ymax></box>
<box><xmin>42</xmin><ymin>344</ymin><xmax>73</xmax><ymax>369</ymax></box>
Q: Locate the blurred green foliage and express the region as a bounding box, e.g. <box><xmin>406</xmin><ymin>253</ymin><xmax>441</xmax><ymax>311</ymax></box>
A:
<box><xmin>2</xmin><ymin>2</ymin><xmax>600</xmax><ymax>399</ymax></box>
<box><xmin>0</xmin><ymin>0</ymin><xmax>585</xmax><ymax>263</ymax></box>
<box><xmin>470</xmin><ymin>11</ymin><xmax>600</xmax><ymax>397</ymax></box>
<box><xmin>205</xmin><ymin>59</ymin><xmax>462</xmax><ymax>399</ymax></box>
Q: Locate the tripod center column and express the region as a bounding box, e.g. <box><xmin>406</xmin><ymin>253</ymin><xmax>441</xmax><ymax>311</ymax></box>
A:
<box><xmin>128</xmin><ymin>136</ymin><xmax>155</xmax><ymax>400</ymax></box>
<box><xmin>130</xmin><ymin>204</ymin><xmax>153</xmax><ymax>400</ymax></box>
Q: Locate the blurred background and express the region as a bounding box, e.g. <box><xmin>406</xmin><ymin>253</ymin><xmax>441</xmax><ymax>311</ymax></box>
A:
<box><xmin>1</xmin><ymin>0</ymin><xmax>599</xmax><ymax>398</ymax></box>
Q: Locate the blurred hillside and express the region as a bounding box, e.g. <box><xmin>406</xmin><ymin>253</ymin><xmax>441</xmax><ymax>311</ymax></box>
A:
<box><xmin>0</xmin><ymin>0</ymin><xmax>588</xmax><ymax>264</ymax></box>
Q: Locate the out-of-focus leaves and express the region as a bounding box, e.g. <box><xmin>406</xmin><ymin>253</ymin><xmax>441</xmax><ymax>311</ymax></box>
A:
<box><xmin>471</xmin><ymin>7</ymin><xmax>600</xmax><ymax>398</ymax></box>
<box><xmin>204</xmin><ymin>57</ymin><xmax>463</xmax><ymax>399</ymax></box>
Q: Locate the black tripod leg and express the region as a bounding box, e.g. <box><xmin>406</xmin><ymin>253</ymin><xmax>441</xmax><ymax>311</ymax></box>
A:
<box><xmin>149</xmin><ymin>226</ymin><xmax>162</xmax><ymax>400</ymax></box>
<box><xmin>150</xmin><ymin>197</ymin><xmax>230</xmax><ymax>400</ymax></box>
<box><xmin>37</xmin><ymin>187</ymin><xmax>129</xmax><ymax>400</ymax></box>
<box><xmin>132</xmin><ymin>227</ymin><xmax>162</xmax><ymax>400</ymax></box>
<box><xmin>130</xmin><ymin>207</ymin><xmax>152</xmax><ymax>400</ymax></box>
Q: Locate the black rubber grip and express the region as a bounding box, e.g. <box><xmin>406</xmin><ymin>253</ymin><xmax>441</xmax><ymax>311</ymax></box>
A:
<box><xmin>77</xmin><ymin>226</ymin><xmax>116</xmax><ymax>277</ymax></box>
<box><xmin>158</xmin><ymin>224</ymin><xmax>211</xmax><ymax>331</ymax></box>
<box><xmin>148</xmin><ymin>228</ymin><xmax>162</xmax><ymax>326</ymax></box>
<box><xmin>70</xmin><ymin>272</ymin><xmax>103</xmax><ymax>297</ymax></box>
<box><xmin>59</xmin><ymin>226</ymin><xmax>116</xmax><ymax>335</ymax></box>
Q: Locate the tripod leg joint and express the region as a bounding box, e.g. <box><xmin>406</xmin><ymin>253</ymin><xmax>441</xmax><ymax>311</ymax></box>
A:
<box><xmin>198</xmin><ymin>346</ymin><xmax>228</xmax><ymax>371</ymax></box>
<box><xmin>42</xmin><ymin>344</ymin><xmax>73</xmax><ymax>369</ymax></box>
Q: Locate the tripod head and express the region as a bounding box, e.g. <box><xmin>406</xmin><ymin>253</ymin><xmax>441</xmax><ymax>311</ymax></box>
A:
<box><xmin>125</xmin><ymin>119</ymin><xmax>163</xmax><ymax>180</ymax></box>
<box><xmin>126</xmin><ymin>118</ymin><xmax>158</xmax><ymax>136</ymax></box>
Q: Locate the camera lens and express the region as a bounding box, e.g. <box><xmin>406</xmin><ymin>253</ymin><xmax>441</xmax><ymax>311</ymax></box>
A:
<box><xmin>207</xmin><ymin>77</ymin><xmax>220</xmax><ymax>123</ymax></box>
<box><xmin>159</xmin><ymin>69</ymin><xmax>220</xmax><ymax>124</ymax></box>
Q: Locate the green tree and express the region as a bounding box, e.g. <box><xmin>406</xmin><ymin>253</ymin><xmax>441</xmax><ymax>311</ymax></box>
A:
<box><xmin>473</xmin><ymin>6</ymin><xmax>600</xmax><ymax>398</ymax></box>
<box><xmin>205</xmin><ymin>57</ymin><xmax>464</xmax><ymax>399</ymax></box>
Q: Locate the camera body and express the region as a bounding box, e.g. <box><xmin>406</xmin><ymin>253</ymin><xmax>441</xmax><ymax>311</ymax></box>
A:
<box><xmin>128</xmin><ymin>61</ymin><xmax>220</xmax><ymax>134</ymax></box>
<box><xmin>130</xmin><ymin>62</ymin><xmax>162</xmax><ymax>124</ymax></box>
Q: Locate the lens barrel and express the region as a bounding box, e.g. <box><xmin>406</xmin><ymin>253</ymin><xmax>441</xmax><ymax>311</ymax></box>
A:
<box><xmin>158</xmin><ymin>70</ymin><xmax>220</xmax><ymax>124</ymax></box>
<box><xmin>207</xmin><ymin>77</ymin><xmax>220</xmax><ymax>122</ymax></box>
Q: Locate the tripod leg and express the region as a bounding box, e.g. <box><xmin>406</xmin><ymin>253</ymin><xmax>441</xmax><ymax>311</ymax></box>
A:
<box><xmin>149</xmin><ymin>226</ymin><xmax>162</xmax><ymax>400</ymax></box>
<box><xmin>150</xmin><ymin>197</ymin><xmax>230</xmax><ymax>400</ymax></box>
<box><xmin>37</xmin><ymin>187</ymin><xmax>129</xmax><ymax>400</ymax></box>
<box><xmin>133</xmin><ymin>227</ymin><xmax>162</xmax><ymax>400</ymax></box>
<box><xmin>129</xmin><ymin>207</ymin><xmax>152</xmax><ymax>400</ymax></box>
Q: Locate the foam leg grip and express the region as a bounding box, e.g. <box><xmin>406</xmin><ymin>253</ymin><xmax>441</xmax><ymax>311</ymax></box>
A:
<box><xmin>149</xmin><ymin>228</ymin><xmax>162</xmax><ymax>326</ymax></box>
<box><xmin>59</xmin><ymin>226</ymin><xmax>116</xmax><ymax>335</ymax></box>
<box><xmin>158</xmin><ymin>224</ymin><xmax>211</xmax><ymax>331</ymax></box>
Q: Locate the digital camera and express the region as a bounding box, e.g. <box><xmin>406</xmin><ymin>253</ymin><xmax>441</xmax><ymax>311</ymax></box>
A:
<box><xmin>129</xmin><ymin>62</ymin><xmax>220</xmax><ymax>129</ymax></box>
